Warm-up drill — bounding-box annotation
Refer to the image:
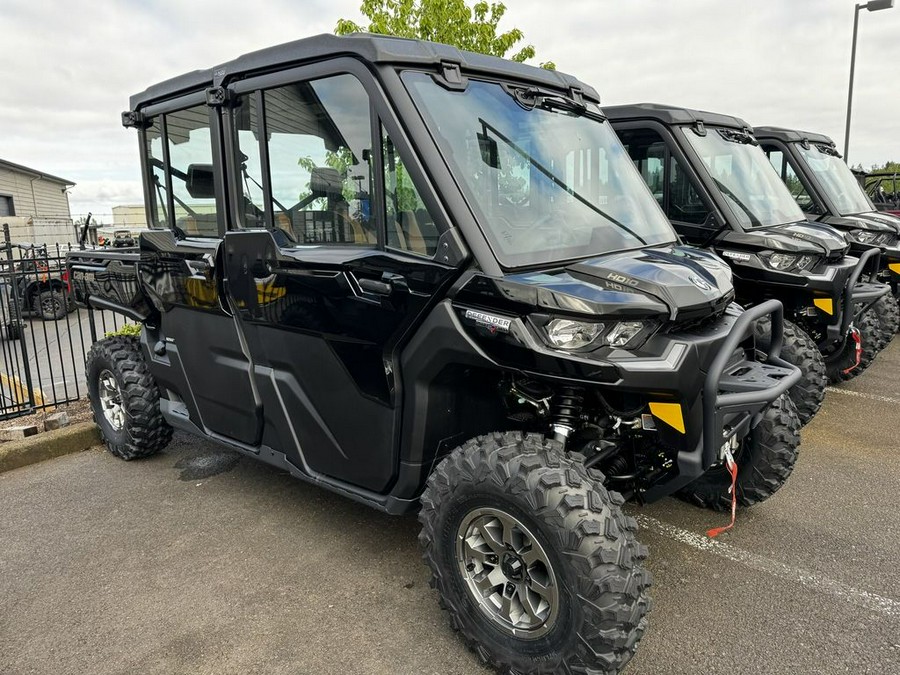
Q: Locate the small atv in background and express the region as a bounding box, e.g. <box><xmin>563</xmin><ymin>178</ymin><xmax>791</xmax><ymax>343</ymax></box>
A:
<box><xmin>69</xmin><ymin>34</ymin><xmax>802</xmax><ymax>675</ymax></box>
<box><xmin>607</xmin><ymin>104</ymin><xmax>891</xmax><ymax>401</ymax></box>
<box><xmin>4</xmin><ymin>243</ymin><xmax>75</xmax><ymax>336</ymax></box>
<box><xmin>754</xmin><ymin>127</ymin><xmax>900</xmax><ymax>341</ymax></box>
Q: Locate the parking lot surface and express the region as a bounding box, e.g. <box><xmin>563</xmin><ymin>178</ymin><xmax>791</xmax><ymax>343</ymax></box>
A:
<box><xmin>1</xmin><ymin>341</ymin><xmax>899</xmax><ymax>674</ymax></box>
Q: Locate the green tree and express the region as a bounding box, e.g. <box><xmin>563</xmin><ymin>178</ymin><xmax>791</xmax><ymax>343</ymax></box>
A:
<box><xmin>335</xmin><ymin>0</ymin><xmax>555</xmax><ymax>69</ymax></box>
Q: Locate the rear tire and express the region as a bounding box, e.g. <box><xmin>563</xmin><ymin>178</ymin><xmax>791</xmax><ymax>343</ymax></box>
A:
<box><xmin>754</xmin><ymin>317</ymin><xmax>825</xmax><ymax>426</ymax></box>
<box><xmin>86</xmin><ymin>335</ymin><xmax>172</xmax><ymax>460</ymax></box>
<box><xmin>826</xmin><ymin>308</ymin><xmax>880</xmax><ymax>383</ymax></box>
<box><xmin>33</xmin><ymin>289</ymin><xmax>66</xmax><ymax>320</ymax></box>
<box><xmin>678</xmin><ymin>394</ymin><xmax>800</xmax><ymax>511</ymax></box>
<box><xmin>419</xmin><ymin>431</ymin><xmax>652</xmax><ymax>675</ymax></box>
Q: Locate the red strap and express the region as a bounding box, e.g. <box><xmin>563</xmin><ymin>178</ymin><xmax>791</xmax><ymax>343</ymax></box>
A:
<box><xmin>707</xmin><ymin>452</ymin><xmax>738</xmax><ymax>538</ymax></box>
<box><xmin>842</xmin><ymin>327</ymin><xmax>862</xmax><ymax>375</ymax></box>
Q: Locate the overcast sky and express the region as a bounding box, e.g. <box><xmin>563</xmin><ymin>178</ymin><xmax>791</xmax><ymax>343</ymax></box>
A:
<box><xmin>2</xmin><ymin>0</ymin><xmax>898</xmax><ymax>221</ymax></box>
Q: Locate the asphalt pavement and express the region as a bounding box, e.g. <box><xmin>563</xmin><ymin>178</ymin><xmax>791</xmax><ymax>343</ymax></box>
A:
<box><xmin>1</xmin><ymin>341</ymin><xmax>899</xmax><ymax>674</ymax></box>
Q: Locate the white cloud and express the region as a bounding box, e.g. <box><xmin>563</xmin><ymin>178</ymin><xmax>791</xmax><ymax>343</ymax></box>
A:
<box><xmin>2</xmin><ymin>0</ymin><xmax>898</xmax><ymax>217</ymax></box>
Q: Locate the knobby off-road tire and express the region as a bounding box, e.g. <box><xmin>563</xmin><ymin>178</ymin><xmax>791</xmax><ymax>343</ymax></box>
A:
<box><xmin>871</xmin><ymin>294</ymin><xmax>898</xmax><ymax>350</ymax></box>
<box><xmin>86</xmin><ymin>335</ymin><xmax>172</xmax><ymax>460</ymax></box>
<box><xmin>678</xmin><ymin>394</ymin><xmax>800</xmax><ymax>511</ymax></box>
<box><xmin>419</xmin><ymin>431</ymin><xmax>652</xmax><ymax>675</ymax></box>
<box><xmin>754</xmin><ymin>317</ymin><xmax>826</xmax><ymax>426</ymax></box>
<box><xmin>826</xmin><ymin>307</ymin><xmax>880</xmax><ymax>383</ymax></box>
<box><xmin>33</xmin><ymin>289</ymin><xmax>67</xmax><ymax>320</ymax></box>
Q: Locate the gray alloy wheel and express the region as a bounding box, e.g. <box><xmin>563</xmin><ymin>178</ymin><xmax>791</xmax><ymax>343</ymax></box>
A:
<box><xmin>456</xmin><ymin>506</ymin><xmax>559</xmax><ymax>639</ymax></box>
<box><xmin>98</xmin><ymin>369</ymin><xmax>126</xmax><ymax>431</ymax></box>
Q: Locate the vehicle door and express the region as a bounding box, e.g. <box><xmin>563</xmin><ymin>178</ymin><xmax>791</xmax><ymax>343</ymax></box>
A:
<box><xmin>615</xmin><ymin>123</ymin><xmax>721</xmax><ymax>244</ymax></box>
<box><xmin>137</xmin><ymin>103</ymin><xmax>262</xmax><ymax>446</ymax></box>
<box><xmin>221</xmin><ymin>61</ymin><xmax>462</xmax><ymax>493</ymax></box>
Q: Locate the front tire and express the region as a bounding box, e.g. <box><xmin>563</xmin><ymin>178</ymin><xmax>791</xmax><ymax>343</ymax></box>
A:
<box><xmin>419</xmin><ymin>432</ymin><xmax>652</xmax><ymax>675</ymax></box>
<box><xmin>755</xmin><ymin>317</ymin><xmax>825</xmax><ymax>426</ymax></box>
<box><xmin>86</xmin><ymin>335</ymin><xmax>173</xmax><ymax>460</ymax></box>
<box><xmin>678</xmin><ymin>394</ymin><xmax>800</xmax><ymax>511</ymax></box>
<box><xmin>871</xmin><ymin>294</ymin><xmax>898</xmax><ymax>350</ymax></box>
<box><xmin>826</xmin><ymin>308</ymin><xmax>880</xmax><ymax>383</ymax></box>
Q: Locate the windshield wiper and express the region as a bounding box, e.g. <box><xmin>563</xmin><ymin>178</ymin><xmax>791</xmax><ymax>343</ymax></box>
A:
<box><xmin>712</xmin><ymin>177</ymin><xmax>762</xmax><ymax>227</ymax></box>
<box><xmin>508</xmin><ymin>87</ymin><xmax>606</xmax><ymax>123</ymax></box>
<box><xmin>478</xmin><ymin>118</ymin><xmax>647</xmax><ymax>246</ymax></box>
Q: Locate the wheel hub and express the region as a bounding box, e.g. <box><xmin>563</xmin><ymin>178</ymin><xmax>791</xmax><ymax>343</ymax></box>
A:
<box><xmin>456</xmin><ymin>506</ymin><xmax>559</xmax><ymax>639</ymax></box>
<box><xmin>501</xmin><ymin>553</ymin><xmax>524</xmax><ymax>581</ymax></box>
<box><xmin>97</xmin><ymin>370</ymin><xmax>125</xmax><ymax>431</ymax></box>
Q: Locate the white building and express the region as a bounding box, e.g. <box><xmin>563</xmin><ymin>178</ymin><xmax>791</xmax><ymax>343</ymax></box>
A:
<box><xmin>0</xmin><ymin>158</ymin><xmax>76</xmax><ymax>246</ymax></box>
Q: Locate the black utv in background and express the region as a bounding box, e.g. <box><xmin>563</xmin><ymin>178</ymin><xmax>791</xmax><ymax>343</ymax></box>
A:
<box><xmin>754</xmin><ymin>126</ymin><xmax>900</xmax><ymax>337</ymax></box>
<box><xmin>68</xmin><ymin>35</ymin><xmax>801</xmax><ymax>675</ymax></box>
<box><xmin>606</xmin><ymin>104</ymin><xmax>891</xmax><ymax>400</ymax></box>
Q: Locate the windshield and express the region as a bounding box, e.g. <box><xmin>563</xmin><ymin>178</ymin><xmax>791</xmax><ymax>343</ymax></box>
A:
<box><xmin>681</xmin><ymin>127</ymin><xmax>806</xmax><ymax>229</ymax></box>
<box><xmin>796</xmin><ymin>144</ymin><xmax>874</xmax><ymax>216</ymax></box>
<box><xmin>402</xmin><ymin>72</ymin><xmax>676</xmax><ymax>267</ymax></box>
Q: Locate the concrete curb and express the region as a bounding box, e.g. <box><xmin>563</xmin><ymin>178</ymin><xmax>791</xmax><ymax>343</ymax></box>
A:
<box><xmin>0</xmin><ymin>422</ymin><xmax>101</xmax><ymax>474</ymax></box>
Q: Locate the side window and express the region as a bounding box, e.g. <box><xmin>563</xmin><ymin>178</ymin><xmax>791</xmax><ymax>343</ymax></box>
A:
<box><xmin>668</xmin><ymin>156</ymin><xmax>711</xmax><ymax>225</ymax></box>
<box><xmin>382</xmin><ymin>128</ymin><xmax>440</xmax><ymax>256</ymax></box>
<box><xmin>784</xmin><ymin>160</ymin><xmax>820</xmax><ymax>214</ymax></box>
<box><xmin>618</xmin><ymin>129</ymin><xmax>665</xmax><ymax>208</ymax></box>
<box><xmin>233</xmin><ymin>94</ymin><xmax>266</xmax><ymax>230</ymax></box>
<box><xmin>766</xmin><ymin>148</ymin><xmax>785</xmax><ymax>177</ymax></box>
<box><xmin>261</xmin><ymin>74</ymin><xmax>374</xmax><ymax>246</ymax></box>
<box><xmin>165</xmin><ymin>106</ymin><xmax>219</xmax><ymax>237</ymax></box>
<box><xmin>144</xmin><ymin>118</ymin><xmax>168</xmax><ymax>229</ymax></box>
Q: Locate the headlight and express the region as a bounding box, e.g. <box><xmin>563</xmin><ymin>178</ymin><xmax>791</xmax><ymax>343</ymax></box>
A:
<box><xmin>606</xmin><ymin>321</ymin><xmax>644</xmax><ymax>347</ymax></box>
<box><xmin>851</xmin><ymin>229</ymin><xmax>878</xmax><ymax>244</ymax></box>
<box><xmin>543</xmin><ymin>318</ymin><xmax>650</xmax><ymax>350</ymax></box>
<box><xmin>765</xmin><ymin>253</ymin><xmax>818</xmax><ymax>272</ymax></box>
<box><xmin>545</xmin><ymin>319</ymin><xmax>603</xmax><ymax>349</ymax></box>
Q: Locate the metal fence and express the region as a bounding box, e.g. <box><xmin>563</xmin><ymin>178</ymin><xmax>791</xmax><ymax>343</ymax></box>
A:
<box><xmin>0</xmin><ymin>223</ymin><xmax>130</xmax><ymax>421</ymax></box>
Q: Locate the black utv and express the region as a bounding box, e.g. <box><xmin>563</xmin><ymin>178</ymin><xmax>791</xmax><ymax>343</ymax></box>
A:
<box><xmin>754</xmin><ymin>126</ymin><xmax>900</xmax><ymax>338</ymax></box>
<box><xmin>605</xmin><ymin>104</ymin><xmax>891</xmax><ymax>402</ymax></box>
<box><xmin>67</xmin><ymin>35</ymin><xmax>801</xmax><ymax>675</ymax></box>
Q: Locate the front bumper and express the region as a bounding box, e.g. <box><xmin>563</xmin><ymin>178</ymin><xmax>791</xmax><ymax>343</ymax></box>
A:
<box><xmin>642</xmin><ymin>300</ymin><xmax>800</xmax><ymax>500</ymax></box>
<box><xmin>822</xmin><ymin>248</ymin><xmax>890</xmax><ymax>360</ymax></box>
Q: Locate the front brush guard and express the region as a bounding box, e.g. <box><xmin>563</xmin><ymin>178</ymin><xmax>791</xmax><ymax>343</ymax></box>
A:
<box><xmin>824</xmin><ymin>248</ymin><xmax>890</xmax><ymax>361</ymax></box>
<box><xmin>644</xmin><ymin>299</ymin><xmax>800</xmax><ymax>501</ymax></box>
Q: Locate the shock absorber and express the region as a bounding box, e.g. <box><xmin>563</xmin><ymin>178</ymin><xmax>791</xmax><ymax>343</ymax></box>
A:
<box><xmin>551</xmin><ymin>386</ymin><xmax>584</xmax><ymax>445</ymax></box>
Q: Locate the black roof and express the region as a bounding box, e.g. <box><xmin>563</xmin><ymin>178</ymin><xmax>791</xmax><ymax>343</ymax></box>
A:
<box><xmin>129</xmin><ymin>33</ymin><xmax>599</xmax><ymax>110</ymax></box>
<box><xmin>602</xmin><ymin>103</ymin><xmax>750</xmax><ymax>130</ymax></box>
<box><xmin>752</xmin><ymin>125</ymin><xmax>837</xmax><ymax>147</ymax></box>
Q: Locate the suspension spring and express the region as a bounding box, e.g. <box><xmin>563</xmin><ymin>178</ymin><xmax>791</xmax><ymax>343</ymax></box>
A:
<box><xmin>551</xmin><ymin>386</ymin><xmax>585</xmax><ymax>443</ymax></box>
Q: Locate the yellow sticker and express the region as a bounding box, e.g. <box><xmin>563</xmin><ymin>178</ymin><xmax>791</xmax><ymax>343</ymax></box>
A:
<box><xmin>649</xmin><ymin>402</ymin><xmax>685</xmax><ymax>434</ymax></box>
<box><xmin>813</xmin><ymin>297</ymin><xmax>834</xmax><ymax>315</ymax></box>
<box><xmin>889</xmin><ymin>263</ymin><xmax>900</xmax><ymax>275</ymax></box>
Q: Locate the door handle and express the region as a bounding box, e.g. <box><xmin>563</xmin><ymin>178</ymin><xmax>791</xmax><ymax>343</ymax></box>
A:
<box><xmin>358</xmin><ymin>278</ymin><xmax>393</xmax><ymax>295</ymax></box>
<box><xmin>358</xmin><ymin>272</ymin><xmax>407</xmax><ymax>296</ymax></box>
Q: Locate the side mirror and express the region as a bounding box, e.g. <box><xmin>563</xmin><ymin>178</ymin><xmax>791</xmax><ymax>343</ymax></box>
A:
<box><xmin>477</xmin><ymin>133</ymin><xmax>500</xmax><ymax>169</ymax></box>
<box><xmin>186</xmin><ymin>164</ymin><xmax>216</xmax><ymax>199</ymax></box>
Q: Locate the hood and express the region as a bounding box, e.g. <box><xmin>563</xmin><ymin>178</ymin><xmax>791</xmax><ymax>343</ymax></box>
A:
<box><xmin>565</xmin><ymin>245</ymin><xmax>734</xmax><ymax>322</ymax></box>
<box><xmin>717</xmin><ymin>221</ymin><xmax>848</xmax><ymax>258</ymax></box>
<box><xmin>850</xmin><ymin>210</ymin><xmax>900</xmax><ymax>233</ymax></box>
<box><xmin>455</xmin><ymin>245</ymin><xmax>734</xmax><ymax>324</ymax></box>
<box><xmin>820</xmin><ymin>213</ymin><xmax>895</xmax><ymax>234</ymax></box>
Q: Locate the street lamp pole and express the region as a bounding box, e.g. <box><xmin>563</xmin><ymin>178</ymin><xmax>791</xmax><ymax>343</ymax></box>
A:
<box><xmin>844</xmin><ymin>0</ymin><xmax>894</xmax><ymax>163</ymax></box>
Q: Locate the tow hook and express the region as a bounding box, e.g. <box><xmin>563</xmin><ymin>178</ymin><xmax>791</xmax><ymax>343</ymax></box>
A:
<box><xmin>842</xmin><ymin>326</ymin><xmax>862</xmax><ymax>375</ymax></box>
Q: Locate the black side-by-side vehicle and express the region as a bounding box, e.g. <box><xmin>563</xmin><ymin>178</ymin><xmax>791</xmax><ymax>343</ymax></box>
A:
<box><xmin>605</xmin><ymin>104</ymin><xmax>891</xmax><ymax>401</ymax></box>
<box><xmin>67</xmin><ymin>35</ymin><xmax>801</xmax><ymax>675</ymax></box>
<box><xmin>753</xmin><ymin>126</ymin><xmax>900</xmax><ymax>337</ymax></box>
